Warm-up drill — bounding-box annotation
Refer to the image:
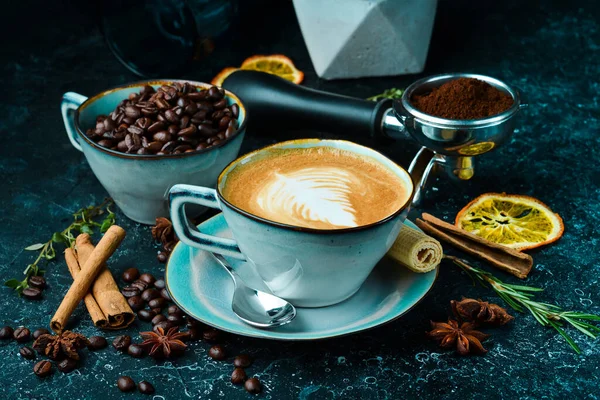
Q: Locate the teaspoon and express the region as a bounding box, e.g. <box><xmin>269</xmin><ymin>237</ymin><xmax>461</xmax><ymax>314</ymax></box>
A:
<box><xmin>212</xmin><ymin>253</ymin><xmax>297</xmax><ymax>328</ymax></box>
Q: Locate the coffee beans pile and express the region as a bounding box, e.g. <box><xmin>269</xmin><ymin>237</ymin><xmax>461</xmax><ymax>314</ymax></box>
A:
<box><xmin>86</xmin><ymin>83</ymin><xmax>241</xmax><ymax>155</ymax></box>
<box><xmin>23</xmin><ymin>276</ymin><xmax>47</xmax><ymax>300</ymax></box>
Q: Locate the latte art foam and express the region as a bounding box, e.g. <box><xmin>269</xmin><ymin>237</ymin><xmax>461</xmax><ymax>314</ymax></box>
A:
<box><xmin>222</xmin><ymin>146</ymin><xmax>409</xmax><ymax>229</ymax></box>
<box><xmin>256</xmin><ymin>167</ymin><xmax>360</xmax><ymax>228</ymax></box>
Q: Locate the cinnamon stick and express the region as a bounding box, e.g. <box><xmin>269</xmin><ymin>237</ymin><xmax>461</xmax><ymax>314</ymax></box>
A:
<box><xmin>51</xmin><ymin>225</ymin><xmax>126</xmax><ymax>332</ymax></box>
<box><xmin>415</xmin><ymin>213</ymin><xmax>533</xmax><ymax>279</ymax></box>
<box><xmin>64</xmin><ymin>248</ymin><xmax>107</xmax><ymax>327</ymax></box>
<box><xmin>75</xmin><ymin>234</ymin><xmax>134</xmax><ymax>329</ymax></box>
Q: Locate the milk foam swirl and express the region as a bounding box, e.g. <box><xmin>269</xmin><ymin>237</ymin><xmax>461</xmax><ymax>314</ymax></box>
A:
<box><xmin>254</xmin><ymin>167</ymin><xmax>360</xmax><ymax>228</ymax></box>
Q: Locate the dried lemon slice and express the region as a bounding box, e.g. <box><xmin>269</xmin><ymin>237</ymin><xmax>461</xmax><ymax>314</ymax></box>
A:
<box><xmin>455</xmin><ymin>193</ymin><xmax>564</xmax><ymax>251</ymax></box>
<box><xmin>240</xmin><ymin>54</ymin><xmax>304</xmax><ymax>84</ymax></box>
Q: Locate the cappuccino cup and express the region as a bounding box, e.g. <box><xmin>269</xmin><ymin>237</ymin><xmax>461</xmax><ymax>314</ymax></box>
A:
<box><xmin>169</xmin><ymin>139</ymin><xmax>414</xmax><ymax>307</ymax></box>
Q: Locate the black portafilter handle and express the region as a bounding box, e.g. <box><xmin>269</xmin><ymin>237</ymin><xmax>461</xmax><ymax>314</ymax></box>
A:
<box><xmin>222</xmin><ymin>70</ymin><xmax>393</xmax><ymax>138</ymax></box>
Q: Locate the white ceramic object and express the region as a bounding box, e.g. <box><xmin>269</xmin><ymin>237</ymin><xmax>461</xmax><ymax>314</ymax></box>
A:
<box><xmin>60</xmin><ymin>81</ymin><xmax>247</xmax><ymax>225</ymax></box>
<box><xmin>293</xmin><ymin>0</ymin><xmax>438</xmax><ymax>80</ymax></box>
<box><xmin>169</xmin><ymin>139</ymin><xmax>415</xmax><ymax>307</ymax></box>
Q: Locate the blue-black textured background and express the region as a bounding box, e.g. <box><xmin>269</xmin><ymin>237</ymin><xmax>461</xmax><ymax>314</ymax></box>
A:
<box><xmin>1</xmin><ymin>0</ymin><xmax>599</xmax><ymax>399</ymax></box>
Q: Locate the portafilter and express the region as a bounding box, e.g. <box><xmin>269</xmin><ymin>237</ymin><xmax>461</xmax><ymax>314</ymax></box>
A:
<box><xmin>223</xmin><ymin>71</ymin><xmax>527</xmax><ymax>204</ymax></box>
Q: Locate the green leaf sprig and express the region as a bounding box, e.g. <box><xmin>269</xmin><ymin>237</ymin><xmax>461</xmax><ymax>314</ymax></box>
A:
<box><xmin>446</xmin><ymin>255</ymin><xmax>600</xmax><ymax>354</ymax></box>
<box><xmin>367</xmin><ymin>88</ymin><xmax>404</xmax><ymax>101</ymax></box>
<box><xmin>5</xmin><ymin>199</ymin><xmax>116</xmax><ymax>295</ymax></box>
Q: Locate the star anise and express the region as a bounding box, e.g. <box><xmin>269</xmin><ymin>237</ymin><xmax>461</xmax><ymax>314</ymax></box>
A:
<box><xmin>427</xmin><ymin>319</ymin><xmax>489</xmax><ymax>355</ymax></box>
<box><xmin>451</xmin><ymin>298</ymin><xmax>514</xmax><ymax>326</ymax></box>
<box><xmin>152</xmin><ymin>217</ymin><xmax>176</xmax><ymax>246</ymax></box>
<box><xmin>33</xmin><ymin>331</ymin><xmax>90</xmax><ymax>360</ymax></box>
<box><xmin>140</xmin><ymin>326</ymin><xmax>187</xmax><ymax>359</ymax></box>
<box><xmin>152</xmin><ymin>217</ymin><xmax>179</xmax><ymax>255</ymax></box>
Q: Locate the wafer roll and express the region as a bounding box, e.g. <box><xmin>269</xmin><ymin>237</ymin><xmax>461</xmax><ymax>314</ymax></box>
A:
<box><xmin>386</xmin><ymin>225</ymin><xmax>443</xmax><ymax>273</ymax></box>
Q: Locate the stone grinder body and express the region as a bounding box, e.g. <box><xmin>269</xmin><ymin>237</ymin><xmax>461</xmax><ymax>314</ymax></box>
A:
<box><xmin>223</xmin><ymin>71</ymin><xmax>527</xmax><ymax>203</ymax></box>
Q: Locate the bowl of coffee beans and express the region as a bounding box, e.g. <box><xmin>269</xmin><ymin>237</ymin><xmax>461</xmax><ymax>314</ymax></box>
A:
<box><xmin>61</xmin><ymin>81</ymin><xmax>246</xmax><ymax>224</ymax></box>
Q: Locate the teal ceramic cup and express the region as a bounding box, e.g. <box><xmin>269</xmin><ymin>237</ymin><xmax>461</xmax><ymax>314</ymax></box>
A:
<box><xmin>169</xmin><ymin>139</ymin><xmax>415</xmax><ymax>307</ymax></box>
<box><xmin>60</xmin><ymin>80</ymin><xmax>247</xmax><ymax>224</ymax></box>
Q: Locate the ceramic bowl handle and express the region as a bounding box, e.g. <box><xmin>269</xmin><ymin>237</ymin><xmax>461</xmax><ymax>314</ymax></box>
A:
<box><xmin>61</xmin><ymin>92</ymin><xmax>88</xmax><ymax>152</ymax></box>
<box><xmin>169</xmin><ymin>184</ymin><xmax>245</xmax><ymax>260</ymax></box>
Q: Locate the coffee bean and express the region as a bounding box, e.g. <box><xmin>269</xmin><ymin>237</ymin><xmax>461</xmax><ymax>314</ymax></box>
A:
<box><xmin>57</xmin><ymin>358</ymin><xmax>78</xmax><ymax>373</ymax></box>
<box><xmin>168</xmin><ymin>124</ymin><xmax>179</xmax><ymax>135</ymax></box>
<box><xmin>34</xmin><ymin>360</ymin><xmax>54</xmax><ymax>377</ymax></box>
<box><xmin>122</xmin><ymin>268</ymin><xmax>140</xmax><ymax>282</ymax></box>
<box><xmin>32</xmin><ymin>328</ymin><xmax>49</xmax><ymax>340</ymax></box>
<box><xmin>136</xmin><ymin>117</ymin><xmax>152</xmax><ymax>129</ymax></box>
<box><xmin>196</xmin><ymin>143</ymin><xmax>208</xmax><ymax>151</ymax></box>
<box><xmin>167</xmin><ymin>305</ymin><xmax>181</xmax><ymax>314</ymax></box>
<box><xmin>161</xmin><ymin>141</ymin><xmax>177</xmax><ymax>153</ymax></box>
<box><xmin>218</xmin><ymin>116</ymin><xmax>231</xmax><ymax>130</ymax></box>
<box><xmin>22</xmin><ymin>287</ymin><xmax>42</xmax><ymax>300</ymax></box>
<box><xmin>28</xmin><ymin>276</ymin><xmax>46</xmax><ymax>289</ymax></box>
<box><xmin>160</xmin><ymin>288</ymin><xmax>171</xmax><ymax>300</ymax></box>
<box><xmin>233</xmin><ymin>354</ymin><xmax>253</xmax><ymax>368</ymax></box>
<box><xmin>131</xmin><ymin>280</ymin><xmax>149</xmax><ymax>291</ymax></box>
<box><xmin>13</xmin><ymin>327</ymin><xmax>31</xmax><ymax>343</ymax></box>
<box><xmin>187</xmin><ymin>91</ymin><xmax>206</xmax><ymax>101</ymax></box>
<box><xmin>202</xmin><ymin>328</ymin><xmax>221</xmax><ymax>342</ymax></box>
<box><xmin>212</xmin><ymin>110</ymin><xmax>225</xmax><ymax>121</ymax></box>
<box><xmin>231</xmin><ymin>367</ymin><xmax>247</xmax><ymax>384</ymax></box>
<box><xmin>141</xmin><ymin>288</ymin><xmax>160</xmax><ymax>302</ymax></box>
<box><xmin>138</xmin><ymin>380</ymin><xmax>155</xmax><ymax>395</ymax></box>
<box><xmin>197</xmin><ymin>124</ymin><xmax>217</xmax><ymax>137</ymax></box>
<box><xmin>104</xmin><ymin>118</ymin><xmax>116</xmax><ymax>131</ymax></box>
<box><xmin>122</xmin><ymin>286</ymin><xmax>141</xmax><ymax>298</ymax></box>
<box><xmin>208</xmin><ymin>345</ymin><xmax>226</xmax><ymax>361</ymax></box>
<box><xmin>216</xmin><ymin>132</ymin><xmax>226</xmax><ymax>141</ymax></box>
<box><xmin>19</xmin><ymin>346</ymin><xmax>36</xmax><ymax>360</ymax></box>
<box><xmin>88</xmin><ymin>336</ymin><xmax>108</xmax><ymax>350</ymax></box>
<box><xmin>213</xmin><ymin>98</ymin><xmax>227</xmax><ymax>110</ymax></box>
<box><xmin>151</xmin><ymin>307</ymin><xmax>163</xmax><ymax>315</ymax></box>
<box><xmin>178</xmin><ymin>125</ymin><xmax>197</xmax><ymax>137</ymax></box>
<box><xmin>225</xmin><ymin>125</ymin><xmax>237</xmax><ymax>139</ymax></box>
<box><xmin>117</xmin><ymin>376</ymin><xmax>136</xmax><ymax>392</ymax></box>
<box><xmin>173</xmin><ymin>144</ymin><xmax>192</xmax><ymax>153</ymax></box>
<box><xmin>146</xmin><ymin>141</ymin><xmax>163</xmax><ymax>154</ymax></box>
<box><xmin>151</xmin><ymin>314</ymin><xmax>167</xmax><ymax>326</ymax></box>
<box><xmin>153</xmin><ymin>321</ymin><xmax>174</xmax><ymax>333</ymax></box>
<box><xmin>125</xmin><ymin>106</ymin><xmax>141</xmax><ymax>119</ymax></box>
<box><xmin>138</xmin><ymin>309</ymin><xmax>156</xmax><ymax>322</ymax></box>
<box><xmin>156</xmin><ymin>251</ymin><xmax>168</xmax><ymax>263</ymax></box>
<box><xmin>117</xmin><ymin>140</ymin><xmax>128</xmax><ymax>152</ymax></box>
<box><xmin>207</xmin><ymin>86</ymin><xmax>223</xmax><ymax>101</ymax></box>
<box><xmin>245</xmin><ymin>377</ymin><xmax>262</xmax><ymax>394</ymax></box>
<box><xmin>0</xmin><ymin>326</ymin><xmax>14</xmax><ymax>340</ymax></box>
<box><xmin>154</xmin><ymin>279</ymin><xmax>166</xmax><ymax>290</ymax></box>
<box><xmin>148</xmin><ymin>297</ymin><xmax>166</xmax><ymax>309</ymax></box>
<box><xmin>128</xmin><ymin>344</ymin><xmax>145</xmax><ymax>358</ymax></box>
<box><xmin>167</xmin><ymin>314</ymin><xmax>184</xmax><ymax>325</ymax></box>
<box><xmin>148</xmin><ymin>121</ymin><xmax>165</xmax><ymax>134</ymax></box>
<box><xmin>113</xmin><ymin>335</ymin><xmax>131</xmax><ymax>352</ymax></box>
<box><xmin>152</xmin><ymin>131</ymin><xmax>171</xmax><ymax>142</ymax></box>
<box><xmin>122</xmin><ymin>116</ymin><xmax>136</xmax><ymax>125</ymax></box>
<box><xmin>230</xmin><ymin>104</ymin><xmax>240</xmax><ymax>118</ymax></box>
<box><xmin>165</xmin><ymin>109</ymin><xmax>179</xmax><ymax>123</ymax></box>
<box><xmin>128</xmin><ymin>296</ymin><xmax>145</xmax><ymax>311</ymax></box>
<box><xmin>188</xmin><ymin>327</ymin><xmax>202</xmax><ymax>341</ymax></box>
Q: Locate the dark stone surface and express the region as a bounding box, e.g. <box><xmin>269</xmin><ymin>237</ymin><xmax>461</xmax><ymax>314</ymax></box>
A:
<box><xmin>1</xmin><ymin>0</ymin><xmax>598</xmax><ymax>398</ymax></box>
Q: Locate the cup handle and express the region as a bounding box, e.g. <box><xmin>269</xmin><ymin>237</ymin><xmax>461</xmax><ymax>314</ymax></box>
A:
<box><xmin>169</xmin><ymin>184</ymin><xmax>245</xmax><ymax>260</ymax></box>
<box><xmin>61</xmin><ymin>92</ymin><xmax>88</xmax><ymax>152</ymax></box>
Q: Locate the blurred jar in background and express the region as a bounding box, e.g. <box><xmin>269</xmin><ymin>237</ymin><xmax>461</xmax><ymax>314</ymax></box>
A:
<box><xmin>99</xmin><ymin>0</ymin><xmax>242</xmax><ymax>77</ymax></box>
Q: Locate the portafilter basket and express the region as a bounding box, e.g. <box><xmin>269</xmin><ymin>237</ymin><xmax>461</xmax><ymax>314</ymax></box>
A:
<box><xmin>223</xmin><ymin>71</ymin><xmax>528</xmax><ymax>204</ymax></box>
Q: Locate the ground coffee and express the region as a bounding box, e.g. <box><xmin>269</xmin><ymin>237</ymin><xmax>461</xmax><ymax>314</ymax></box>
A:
<box><xmin>411</xmin><ymin>78</ymin><xmax>514</xmax><ymax>120</ymax></box>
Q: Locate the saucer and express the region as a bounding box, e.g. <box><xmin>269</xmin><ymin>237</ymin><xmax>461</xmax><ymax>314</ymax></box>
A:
<box><xmin>165</xmin><ymin>214</ymin><xmax>438</xmax><ymax>340</ymax></box>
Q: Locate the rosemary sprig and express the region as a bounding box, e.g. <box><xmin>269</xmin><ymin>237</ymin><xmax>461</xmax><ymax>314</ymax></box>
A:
<box><xmin>5</xmin><ymin>199</ymin><xmax>116</xmax><ymax>295</ymax></box>
<box><xmin>446</xmin><ymin>255</ymin><xmax>600</xmax><ymax>354</ymax></box>
<box><xmin>367</xmin><ymin>88</ymin><xmax>404</xmax><ymax>101</ymax></box>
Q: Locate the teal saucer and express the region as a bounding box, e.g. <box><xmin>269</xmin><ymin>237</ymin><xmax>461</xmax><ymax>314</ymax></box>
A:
<box><xmin>165</xmin><ymin>214</ymin><xmax>438</xmax><ymax>340</ymax></box>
